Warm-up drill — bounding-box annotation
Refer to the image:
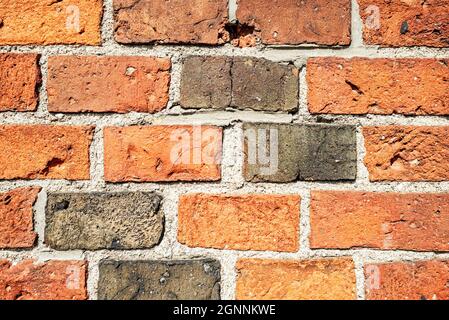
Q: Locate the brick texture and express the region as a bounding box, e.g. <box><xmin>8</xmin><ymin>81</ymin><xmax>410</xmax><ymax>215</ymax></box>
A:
<box><xmin>236</xmin><ymin>258</ymin><xmax>356</xmax><ymax>300</ymax></box>
<box><xmin>0</xmin><ymin>187</ymin><xmax>40</xmax><ymax>249</ymax></box>
<box><xmin>0</xmin><ymin>260</ymin><xmax>87</xmax><ymax>300</ymax></box>
<box><xmin>359</xmin><ymin>0</ymin><xmax>449</xmax><ymax>47</ymax></box>
<box><xmin>0</xmin><ymin>0</ymin><xmax>102</xmax><ymax>45</ymax></box>
<box><xmin>365</xmin><ymin>260</ymin><xmax>449</xmax><ymax>300</ymax></box>
<box><xmin>48</xmin><ymin>56</ymin><xmax>171</xmax><ymax>113</ymax></box>
<box><xmin>308</xmin><ymin>58</ymin><xmax>449</xmax><ymax>115</ymax></box>
<box><xmin>114</xmin><ymin>0</ymin><xmax>229</xmax><ymax>44</ymax></box>
<box><xmin>178</xmin><ymin>194</ymin><xmax>300</xmax><ymax>252</ymax></box>
<box><xmin>363</xmin><ymin>126</ymin><xmax>449</xmax><ymax>182</ymax></box>
<box><xmin>310</xmin><ymin>191</ymin><xmax>449</xmax><ymax>251</ymax></box>
<box><xmin>0</xmin><ymin>54</ymin><xmax>41</xmax><ymax>112</ymax></box>
<box><xmin>104</xmin><ymin>126</ymin><xmax>222</xmax><ymax>182</ymax></box>
<box><xmin>237</xmin><ymin>0</ymin><xmax>351</xmax><ymax>45</ymax></box>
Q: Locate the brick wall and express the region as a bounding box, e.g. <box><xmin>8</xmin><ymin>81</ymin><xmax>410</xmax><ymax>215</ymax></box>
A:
<box><xmin>0</xmin><ymin>0</ymin><xmax>448</xmax><ymax>300</ymax></box>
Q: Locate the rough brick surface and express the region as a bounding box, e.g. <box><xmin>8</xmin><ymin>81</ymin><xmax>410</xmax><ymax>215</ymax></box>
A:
<box><xmin>310</xmin><ymin>191</ymin><xmax>449</xmax><ymax>251</ymax></box>
<box><xmin>180</xmin><ymin>56</ymin><xmax>299</xmax><ymax>112</ymax></box>
<box><xmin>236</xmin><ymin>258</ymin><xmax>356</xmax><ymax>300</ymax></box>
<box><xmin>45</xmin><ymin>192</ymin><xmax>164</xmax><ymax>250</ymax></box>
<box><xmin>243</xmin><ymin>123</ymin><xmax>357</xmax><ymax>182</ymax></box>
<box><xmin>0</xmin><ymin>125</ymin><xmax>93</xmax><ymax>180</ymax></box>
<box><xmin>365</xmin><ymin>260</ymin><xmax>449</xmax><ymax>300</ymax></box>
<box><xmin>114</xmin><ymin>0</ymin><xmax>229</xmax><ymax>44</ymax></box>
<box><xmin>0</xmin><ymin>260</ymin><xmax>87</xmax><ymax>300</ymax></box>
<box><xmin>178</xmin><ymin>194</ymin><xmax>300</xmax><ymax>252</ymax></box>
<box><xmin>104</xmin><ymin>126</ymin><xmax>222</xmax><ymax>182</ymax></box>
<box><xmin>48</xmin><ymin>56</ymin><xmax>171</xmax><ymax>113</ymax></box>
<box><xmin>0</xmin><ymin>187</ymin><xmax>40</xmax><ymax>249</ymax></box>
<box><xmin>308</xmin><ymin>58</ymin><xmax>449</xmax><ymax>115</ymax></box>
<box><xmin>0</xmin><ymin>54</ymin><xmax>41</xmax><ymax>112</ymax></box>
<box><xmin>98</xmin><ymin>260</ymin><xmax>221</xmax><ymax>300</ymax></box>
<box><xmin>0</xmin><ymin>0</ymin><xmax>102</xmax><ymax>45</ymax></box>
<box><xmin>237</xmin><ymin>0</ymin><xmax>351</xmax><ymax>45</ymax></box>
<box><xmin>359</xmin><ymin>0</ymin><xmax>449</xmax><ymax>47</ymax></box>
<box><xmin>363</xmin><ymin>126</ymin><xmax>449</xmax><ymax>182</ymax></box>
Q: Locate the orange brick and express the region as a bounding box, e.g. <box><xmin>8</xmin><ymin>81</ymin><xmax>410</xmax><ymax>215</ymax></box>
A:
<box><xmin>0</xmin><ymin>187</ymin><xmax>40</xmax><ymax>249</ymax></box>
<box><xmin>48</xmin><ymin>56</ymin><xmax>171</xmax><ymax>113</ymax></box>
<box><xmin>310</xmin><ymin>191</ymin><xmax>449</xmax><ymax>251</ymax></box>
<box><xmin>178</xmin><ymin>194</ymin><xmax>300</xmax><ymax>252</ymax></box>
<box><xmin>0</xmin><ymin>125</ymin><xmax>94</xmax><ymax>180</ymax></box>
<box><xmin>0</xmin><ymin>54</ymin><xmax>41</xmax><ymax>112</ymax></box>
<box><xmin>0</xmin><ymin>260</ymin><xmax>87</xmax><ymax>300</ymax></box>
<box><xmin>363</xmin><ymin>126</ymin><xmax>449</xmax><ymax>182</ymax></box>
<box><xmin>236</xmin><ymin>258</ymin><xmax>356</xmax><ymax>300</ymax></box>
<box><xmin>0</xmin><ymin>0</ymin><xmax>103</xmax><ymax>45</ymax></box>
<box><xmin>104</xmin><ymin>126</ymin><xmax>222</xmax><ymax>182</ymax></box>
<box><xmin>308</xmin><ymin>58</ymin><xmax>449</xmax><ymax>115</ymax></box>
<box><xmin>365</xmin><ymin>260</ymin><xmax>449</xmax><ymax>300</ymax></box>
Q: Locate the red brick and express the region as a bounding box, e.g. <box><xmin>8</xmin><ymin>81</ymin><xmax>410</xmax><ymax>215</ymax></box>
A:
<box><xmin>0</xmin><ymin>54</ymin><xmax>41</xmax><ymax>112</ymax></box>
<box><xmin>0</xmin><ymin>187</ymin><xmax>40</xmax><ymax>249</ymax></box>
<box><xmin>0</xmin><ymin>0</ymin><xmax>102</xmax><ymax>45</ymax></box>
<box><xmin>236</xmin><ymin>258</ymin><xmax>356</xmax><ymax>300</ymax></box>
<box><xmin>308</xmin><ymin>57</ymin><xmax>449</xmax><ymax>115</ymax></box>
<box><xmin>0</xmin><ymin>260</ymin><xmax>87</xmax><ymax>300</ymax></box>
<box><xmin>310</xmin><ymin>191</ymin><xmax>449</xmax><ymax>251</ymax></box>
<box><xmin>104</xmin><ymin>126</ymin><xmax>222</xmax><ymax>182</ymax></box>
<box><xmin>48</xmin><ymin>56</ymin><xmax>171</xmax><ymax>113</ymax></box>
<box><xmin>237</xmin><ymin>0</ymin><xmax>351</xmax><ymax>45</ymax></box>
<box><xmin>0</xmin><ymin>125</ymin><xmax>94</xmax><ymax>180</ymax></box>
<box><xmin>359</xmin><ymin>0</ymin><xmax>449</xmax><ymax>47</ymax></box>
<box><xmin>365</xmin><ymin>260</ymin><xmax>449</xmax><ymax>300</ymax></box>
<box><xmin>178</xmin><ymin>194</ymin><xmax>300</xmax><ymax>252</ymax></box>
<box><xmin>363</xmin><ymin>126</ymin><xmax>449</xmax><ymax>182</ymax></box>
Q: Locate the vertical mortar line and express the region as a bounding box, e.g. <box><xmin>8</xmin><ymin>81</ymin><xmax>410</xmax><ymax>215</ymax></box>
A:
<box><xmin>228</xmin><ymin>0</ymin><xmax>237</xmax><ymax>22</ymax></box>
<box><xmin>34</xmin><ymin>187</ymin><xmax>48</xmax><ymax>248</ymax></box>
<box><xmin>350</xmin><ymin>0</ymin><xmax>364</xmax><ymax>49</ymax></box>
<box><xmin>36</xmin><ymin>53</ymin><xmax>49</xmax><ymax>117</ymax></box>
<box><xmin>355</xmin><ymin>126</ymin><xmax>370</xmax><ymax>185</ymax></box>
<box><xmin>222</xmin><ymin>123</ymin><xmax>245</xmax><ymax>187</ymax></box>
<box><xmin>89</xmin><ymin>125</ymin><xmax>105</xmax><ymax>189</ymax></box>
<box><xmin>353</xmin><ymin>253</ymin><xmax>366</xmax><ymax>300</ymax></box>
<box><xmin>160</xmin><ymin>187</ymin><xmax>180</xmax><ymax>260</ymax></box>
<box><xmin>297</xmin><ymin>64</ymin><xmax>309</xmax><ymax>119</ymax></box>
<box><xmin>298</xmin><ymin>188</ymin><xmax>311</xmax><ymax>255</ymax></box>
<box><xmin>168</xmin><ymin>52</ymin><xmax>183</xmax><ymax>111</ymax></box>
<box><xmin>220</xmin><ymin>253</ymin><xmax>238</xmax><ymax>300</ymax></box>
<box><xmin>101</xmin><ymin>0</ymin><xmax>115</xmax><ymax>46</ymax></box>
<box><xmin>86</xmin><ymin>252</ymin><xmax>102</xmax><ymax>300</ymax></box>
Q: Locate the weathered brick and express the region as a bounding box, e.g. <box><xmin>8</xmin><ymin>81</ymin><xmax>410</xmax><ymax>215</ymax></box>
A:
<box><xmin>178</xmin><ymin>194</ymin><xmax>300</xmax><ymax>252</ymax></box>
<box><xmin>180</xmin><ymin>56</ymin><xmax>299</xmax><ymax>112</ymax></box>
<box><xmin>237</xmin><ymin>0</ymin><xmax>351</xmax><ymax>45</ymax></box>
<box><xmin>243</xmin><ymin>123</ymin><xmax>357</xmax><ymax>182</ymax></box>
<box><xmin>45</xmin><ymin>192</ymin><xmax>164</xmax><ymax>250</ymax></box>
<box><xmin>0</xmin><ymin>125</ymin><xmax>94</xmax><ymax>180</ymax></box>
<box><xmin>359</xmin><ymin>0</ymin><xmax>449</xmax><ymax>47</ymax></box>
<box><xmin>0</xmin><ymin>0</ymin><xmax>102</xmax><ymax>45</ymax></box>
<box><xmin>0</xmin><ymin>187</ymin><xmax>40</xmax><ymax>249</ymax></box>
<box><xmin>308</xmin><ymin>58</ymin><xmax>449</xmax><ymax>115</ymax></box>
<box><xmin>0</xmin><ymin>260</ymin><xmax>87</xmax><ymax>300</ymax></box>
<box><xmin>48</xmin><ymin>56</ymin><xmax>171</xmax><ymax>113</ymax></box>
<box><xmin>365</xmin><ymin>260</ymin><xmax>449</xmax><ymax>300</ymax></box>
<box><xmin>236</xmin><ymin>258</ymin><xmax>356</xmax><ymax>300</ymax></box>
<box><xmin>363</xmin><ymin>126</ymin><xmax>449</xmax><ymax>182</ymax></box>
<box><xmin>310</xmin><ymin>191</ymin><xmax>449</xmax><ymax>251</ymax></box>
<box><xmin>98</xmin><ymin>260</ymin><xmax>220</xmax><ymax>300</ymax></box>
<box><xmin>114</xmin><ymin>0</ymin><xmax>228</xmax><ymax>44</ymax></box>
<box><xmin>104</xmin><ymin>126</ymin><xmax>222</xmax><ymax>182</ymax></box>
<box><xmin>0</xmin><ymin>54</ymin><xmax>41</xmax><ymax>112</ymax></box>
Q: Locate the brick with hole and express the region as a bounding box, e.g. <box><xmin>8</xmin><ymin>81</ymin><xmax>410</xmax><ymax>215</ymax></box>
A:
<box><xmin>114</xmin><ymin>0</ymin><xmax>229</xmax><ymax>45</ymax></box>
<box><xmin>0</xmin><ymin>54</ymin><xmax>41</xmax><ymax>112</ymax></box>
<box><xmin>178</xmin><ymin>194</ymin><xmax>300</xmax><ymax>252</ymax></box>
<box><xmin>363</xmin><ymin>126</ymin><xmax>449</xmax><ymax>182</ymax></box>
<box><xmin>310</xmin><ymin>191</ymin><xmax>449</xmax><ymax>251</ymax></box>
<box><xmin>308</xmin><ymin>58</ymin><xmax>449</xmax><ymax>115</ymax></box>
<box><xmin>365</xmin><ymin>260</ymin><xmax>449</xmax><ymax>300</ymax></box>
<box><xmin>0</xmin><ymin>0</ymin><xmax>103</xmax><ymax>45</ymax></box>
<box><xmin>104</xmin><ymin>126</ymin><xmax>222</xmax><ymax>182</ymax></box>
<box><xmin>0</xmin><ymin>125</ymin><xmax>94</xmax><ymax>180</ymax></box>
<box><xmin>359</xmin><ymin>0</ymin><xmax>449</xmax><ymax>47</ymax></box>
<box><xmin>0</xmin><ymin>260</ymin><xmax>87</xmax><ymax>300</ymax></box>
<box><xmin>236</xmin><ymin>258</ymin><xmax>356</xmax><ymax>300</ymax></box>
<box><xmin>47</xmin><ymin>56</ymin><xmax>171</xmax><ymax>113</ymax></box>
<box><xmin>0</xmin><ymin>187</ymin><xmax>40</xmax><ymax>249</ymax></box>
<box><xmin>237</xmin><ymin>0</ymin><xmax>351</xmax><ymax>46</ymax></box>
